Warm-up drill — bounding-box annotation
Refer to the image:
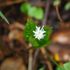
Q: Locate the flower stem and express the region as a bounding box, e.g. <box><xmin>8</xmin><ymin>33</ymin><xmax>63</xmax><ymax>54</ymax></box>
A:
<box><xmin>32</xmin><ymin>48</ymin><xmax>40</xmax><ymax>70</ymax></box>
<box><xmin>42</xmin><ymin>0</ymin><xmax>52</xmax><ymax>26</ymax></box>
<box><xmin>28</xmin><ymin>44</ymin><xmax>33</xmax><ymax>70</ymax></box>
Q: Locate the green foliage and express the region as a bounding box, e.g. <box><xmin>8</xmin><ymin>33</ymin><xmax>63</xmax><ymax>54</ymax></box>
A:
<box><xmin>0</xmin><ymin>11</ymin><xmax>9</xmax><ymax>24</ymax></box>
<box><xmin>64</xmin><ymin>2</ymin><xmax>70</xmax><ymax>11</ymax></box>
<box><xmin>24</xmin><ymin>19</ymin><xmax>52</xmax><ymax>48</ymax></box>
<box><xmin>64</xmin><ymin>62</ymin><xmax>70</xmax><ymax>70</ymax></box>
<box><xmin>57</xmin><ymin>62</ymin><xmax>70</xmax><ymax>70</ymax></box>
<box><xmin>20</xmin><ymin>3</ymin><xmax>44</xmax><ymax>20</ymax></box>
<box><xmin>57</xmin><ymin>66</ymin><xmax>64</xmax><ymax>70</ymax></box>
<box><xmin>20</xmin><ymin>3</ymin><xmax>31</xmax><ymax>14</ymax></box>
<box><xmin>24</xmin><ymin>19</ymin><xmax>36</xmax><ymax>40</ymax></box>
<box><xmin>53</xmin><ymin>0</ymin><xmax>61</xmax><ymax>6</ymax></box>
<box><xmin>28</xmin><ymin>7</ymin><xmax>44</xmax><ymax>20</ymax></box>
<box><xmin>39</xmin><ymin>67</ymin><xmax>44</xmax><ymax>70</ymax></box>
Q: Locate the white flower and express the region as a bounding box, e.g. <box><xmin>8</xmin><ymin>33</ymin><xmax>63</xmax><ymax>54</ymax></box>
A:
<box><xmin>33</xmin><ymin>26</ymin><xmax>46</xmax><ymax>40</ymax></box>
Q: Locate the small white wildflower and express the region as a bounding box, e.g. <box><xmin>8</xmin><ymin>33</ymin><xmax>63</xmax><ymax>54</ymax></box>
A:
<box><xmin>33</xmin><ymin>26</ymin><xmax>46</xmax><ymax>40</ymax></box>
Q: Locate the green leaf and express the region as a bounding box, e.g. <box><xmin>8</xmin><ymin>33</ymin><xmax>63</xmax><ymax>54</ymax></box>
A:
<box><xmin>57</xmin><ymin>66</ymin><xmax>64</xmax><ymax>70</ymax></box>
<box><xmin>28</xmin><ymin>7</ymin><xmax>36</xmax><ymax>17</ymax></box>
<box><xmin>64</xmin><ymin>62</ymin><xmax>70</xmax><ymax>70</ymax></box>
<box><xmin>0</xmin><ymin>11</ymin><xmax>9</xmax><ymax>24</ymax></box>
<box><xmin>64</xmin><ymin>2</ymin><xmax>70</xmax><ymax>11</ymax></box>
<box><xmin>20</xmin><ymin>3</ymin><xmax>31</xmax><ymax>13</ymax></box>
<box><xmin>28</xmin><ymin>7</ymin><xmax>44</xmax><ymax>20</ymax></box>
<box><xmin>56</xmin><ymin>62</ymin><xmax>70</xmax><ymax>70</ymax></box>
<box><xmin>20</xmin><ymin>3</ymin><xmax>44</xmax><ymax>20</ymax></box>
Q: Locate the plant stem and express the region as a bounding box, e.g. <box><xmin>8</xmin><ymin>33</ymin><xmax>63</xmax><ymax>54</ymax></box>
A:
<box><xmin>28</xmin><ymin>48</ymin><xmax>33</xmax><ymax>70</ymax></box>
<box><xmin>42</xmin><ymin>0</ymin><xmax>51</xmax><ymax>26</ymax></box>
<box><xmin>0</xmin><ymin>11</ymin><xmax>9</xmax><ymax>24</ymax></box>
<box><xmin>40</xmin><ymin>48</ymin><xmax>59</xmax><ymax>67</ymax></box>
<box><xmin>55</xmin><ymin>6</ymin><xmax>64</xmax><ymax>24</ymax></box>
<box><xmin>40</xmin><ymin>47</ymin><xmax>53</xmax><ymax>70</ymax></box>
<box><xmin>32</xmin><ymin>48</ymin><xmax>40</xmax><ymax>70</ymax></box>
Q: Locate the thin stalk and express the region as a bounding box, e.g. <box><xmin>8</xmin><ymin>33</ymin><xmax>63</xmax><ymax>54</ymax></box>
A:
<box><xmin>40</xmin><ymin>48</ymin><xmax>53</xmax><ymax>70</ymax></box>
<box><xmin>40</xmin><ymin>48</ymin><xmax>59</xmax><ymax>67</ymax></box>
<box><xmin>32</xmin><ymin>48</ymin><xmax>40</xmax><ymax>70</ymax></box>
<box><xmin>42</xmin><ymin>0</ymin><xmax>51</xmax><ymax>26</ymax></box>
<box><xmin>0</xmin><ymin>11</ymin><xmax>9</xmax><ymax>24</ymax></box>
<box><xmin>28</xmin><ymin>48</ymin><xmax>33</xmax><ymax>70</ymax></box>
<box><xmin>55</xmin><ymin>6</ymin><xmax>64</xmax><ymax>24</ymax></box>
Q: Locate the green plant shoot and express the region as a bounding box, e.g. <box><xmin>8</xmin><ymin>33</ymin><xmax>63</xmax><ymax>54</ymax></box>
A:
<box><xmin>24</xmin><ymin>19</ymin><xmax>52</xmax><ymax>48</ymax></box>
<box><xmin>0</xmin><ymin>11</ymin><xmax>9</xmax><ymax>24</ymax></box>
